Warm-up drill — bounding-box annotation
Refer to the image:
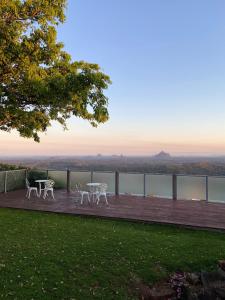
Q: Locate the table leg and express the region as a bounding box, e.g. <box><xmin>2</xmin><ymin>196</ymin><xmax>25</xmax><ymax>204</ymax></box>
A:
<box><xmin>38</xmin><ymin>182</ymin><xmax>41</xmax><ymax>197</ymax></box>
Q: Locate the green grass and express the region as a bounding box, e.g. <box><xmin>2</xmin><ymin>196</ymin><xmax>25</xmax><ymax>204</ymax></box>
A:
<box><xmin>0</xmin><ymin>209</ymin><xmax>225</xmax><ymax>299</ymax></box>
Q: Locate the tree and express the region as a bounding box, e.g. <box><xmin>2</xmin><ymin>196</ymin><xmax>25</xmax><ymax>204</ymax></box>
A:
<box><xmin>0</xmin><ymin>0</ymin><xmax>111</xmax><ymax>142</ymax></box>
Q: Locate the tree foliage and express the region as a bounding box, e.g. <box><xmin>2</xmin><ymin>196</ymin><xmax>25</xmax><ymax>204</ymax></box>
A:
<box><xmin>0</xmin><ymin>0</ymin><xmax>111</xmax><ymax>141</ymax></box>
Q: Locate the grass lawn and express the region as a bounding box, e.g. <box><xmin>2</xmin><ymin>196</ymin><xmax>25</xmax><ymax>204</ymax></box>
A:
<box><xmin>0</xmin><ymin>209</ymin><xmax>225</xmax><ymax>299</ymax></box>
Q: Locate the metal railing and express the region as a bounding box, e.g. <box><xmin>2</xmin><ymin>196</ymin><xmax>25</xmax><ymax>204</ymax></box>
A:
<box><xmin>2</xmin><ymin>168</ymin><xmax>225</xmax><ymax>203</ymax></box>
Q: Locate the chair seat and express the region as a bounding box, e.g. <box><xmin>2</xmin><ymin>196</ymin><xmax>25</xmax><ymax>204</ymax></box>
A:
<box><xmin>75</xmin><ymin>189</ymin><xmax>90</xmax><ymax>204</ymax></box>
<box><xmin>44</xmin><ymin>187</ymin><xmax>53</xmax><ymax>191</ymax></box>
<box><xmin>30</xmin><ymin>187</ymin><xmax>38</xmax><ymax>191</ymax></box>
<box><xmin>80</xmin><ymin>190</ymin><xmax>89</xmax><ymax>194</ymax></box>
<box><xmin>26</xmin><ymin>187</ymin><xmax>38</xmax><ymax>199</ymax></box>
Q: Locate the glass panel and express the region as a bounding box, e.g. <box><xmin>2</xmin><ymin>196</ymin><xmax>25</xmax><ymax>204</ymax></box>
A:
<box><xmin>6</xmin><ymin>170</ymin><xmax>26</xmax><ymax>191</ymax></box>
<box><xmin>208</xmin><ymin>177</ymin><xmax>225</xmax><ymax>203</ymax></box>
<box><xmin>70</xmin><ymin>171</ymin><xmax>91</xmax><ymax>190</ymax></box>
<box><xmin>177</xmin><ymin>176</ymin><xmax>206</xmax><ymax>200</ymax></box>
<box><xmin>48</xmin><ymin>170</ymin><xmax>67</xmax><ymax>189</ymax></box>
<box><xmin>0</xmin><ymin>171</ymin><xmax>5</xmax><ymax>192</ymax></box>
<box><xmin>92</xmin><ymin>172</ymin><xmax>115</xmax><ymax>193</ymax></box>
<box><xmin>145</xmin><ymin>174</ymin><xmax>172</xmax><ymax>198</ymax></box>
<box><xmin>119</xmin><ymin>173</ymin><xmax>144</xmax><ymax>195</ymax></box>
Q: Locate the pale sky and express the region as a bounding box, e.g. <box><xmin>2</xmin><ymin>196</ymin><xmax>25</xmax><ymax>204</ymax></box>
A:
<box><xmin>1</xmin><ymin>0</ymin><xmax>225</xmax><ymax>156</ymax></box>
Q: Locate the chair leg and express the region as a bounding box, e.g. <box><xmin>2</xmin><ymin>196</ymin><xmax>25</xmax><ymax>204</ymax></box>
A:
<box><xmin>96</xmin><ymin>194</ymin><xmax>100</xmax><ymax>205</ymax></box>
<box><xmin>28</xmin><ymin>189</ymin><xmax>31</xmax><ymax>199</ymax></box>
<box><xmin>105</xmin><ymin>194</ymin><xmax>108</xmax><ymax>205</ymax></box>
<box><xmin>35</xmin><ymin>189</ymin><xmax>38</xmax><ymax>197</ymax></box>
<box><xmin>87</xmin><ymin>193</ymin><xmax>90</xmax><ymax>203</ymax></box>
<box><xmin>51</xmin><ymin>190</ymin><xmax>55</xmax><ymax>200</ymax></box>
<box><xmin>81</xmin><ymin>193</ymin><xmax>83</xmax><ymax>204</ymax></box>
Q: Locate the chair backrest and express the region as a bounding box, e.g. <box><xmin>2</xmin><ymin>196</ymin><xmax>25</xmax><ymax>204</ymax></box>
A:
<box><xmin>99</xmin><ymin>183</ymin><xmax>107</xmax><ymax>193</ymax></box>
<box><xmin>44</xmin><ymin>180</ymin><xmax>55</xmax><ymax>189</ymax></box>
<box><xmin>26</xmin><ymin>178</ymin><xmax>30</xmax><ymax>189</ymax></box>
<box><xmin>75</xmin><ymin>183</ymin><xmax>84</xmax><ymax>192</ymax></box>
<box><xmin>75</xmin><ymin>183</ymin><xmax>80</xmax><ymax>191</ymax></box>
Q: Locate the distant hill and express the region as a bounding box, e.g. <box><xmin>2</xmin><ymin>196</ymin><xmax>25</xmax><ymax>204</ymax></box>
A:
<box><xmin>153</xmin><ymin>151</ymin><xmax>171</xmax><ymax>160</ymax></box>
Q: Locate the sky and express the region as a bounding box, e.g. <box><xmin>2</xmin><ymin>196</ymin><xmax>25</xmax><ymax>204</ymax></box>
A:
<box><xmin>1</xmin><ymin>0</ymin><xmax>225</xmax><ymax>156</ymax></box>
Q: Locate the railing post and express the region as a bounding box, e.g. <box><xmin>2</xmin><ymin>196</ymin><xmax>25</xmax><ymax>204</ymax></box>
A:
<box><xmin>115</xmin><ymin>171</ymin><xmax>119</xmax><ymax>196</ymax></box>
<box><xmin>143</xmin><ymin>173</ymin><xmax>146</xmax><ymax>197</ymax></box>
<box><xmin>205</xmin><ymin>176</ymin><xmax>208</xmax><ymax>201</ymax></box>
<box><xmin>67</xmin><ymin>169</ymin><xmax>71</xmax><ymax>193</ymax></box>
<box><xmin>172</xmin><ymin>174</ymin><xmax>177</xmax><ymax>200</ymax></box>
<box><xmin>4</xmin><ymin>171</ymin><xmax>7</xmax><ymax>193</ymax></box>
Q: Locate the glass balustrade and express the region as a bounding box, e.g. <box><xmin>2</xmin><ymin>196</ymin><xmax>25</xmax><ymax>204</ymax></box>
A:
<box><xmin>70</xmin><ymin>171</ymin><xmax>91</xmax><ymax>190</ymax></box>
<box><xmin>6</xmin><ymin>170</ymin><xmax>26</xmax><ymax>191</ymax></box>
<box><xmin>2</xmin><ymin>168</ymin><xmax>225</xmax><ymax>204</ymax></box>
<box><xmin>119</xmin><ymin>173</ymin><xmax>144</xmax><ymax>195</ymax></box>
<box><xmin>0</xmin><ymin>170</ymin><xmax>26</xmax><ymax>192</ymax></box>
<box><xmin>145</xmin><ymin>174</ymin><xmax>172</xmax><ymax>198</ymax></box>
<box><xmin>177</xmin><ymin>175</ymin><xmax>206</xmax><ymax>200</ymax></box>
<box><xmin>0</xmin><ymin>171</ymin><xmax>5</xmax><ymax>192</ymax></box>
<box><xmin>92</xmin><ymin>172</ymin><xmax>115</xmax><ymax>193</ymax></box>
<box><xmin>208</xmin><ymin>177</ymin><xmax>225</xmax><ymax>203</ymax></box>
<box><xmin>48</xmin><ymin>170</ymin><xmax>67</xmax><ymax>189</ymax></box>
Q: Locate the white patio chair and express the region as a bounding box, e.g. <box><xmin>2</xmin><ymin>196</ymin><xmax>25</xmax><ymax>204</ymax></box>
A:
<box><xmin>96</xmin><ymin>183</ymin><xmax>108</xmax><ymax>205</ymax></box>
<box><xmin>26</xmin><ymin>179</ymin><xmax>38</xmax><ymax>199</ymax></box>
<box><xmin>75</xmin><ymin>183</ymin><xmax>90</xmax><ymax>204</ymax></box>
<box><xmin>43</xmin><ymin>180</ymin><xmax>55</xmax><ymax>200</ymax></box>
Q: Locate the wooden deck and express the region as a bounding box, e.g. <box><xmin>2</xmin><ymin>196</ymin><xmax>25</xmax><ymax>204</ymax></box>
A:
<box><xmin>1</xmin><ymin>189</ymin><xmax>225</xmax><ymax>231</ymax></box>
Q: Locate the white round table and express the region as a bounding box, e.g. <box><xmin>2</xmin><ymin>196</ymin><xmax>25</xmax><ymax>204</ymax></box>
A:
<box><xmin>86</xmin><ymin>183</ymin><xmax>101</xmax><ymax>187</ymax></box>
<box><xmin>86</xmin><ymin>183</ymin><xmax>101</xmax><ymax>201</ymax></box>
<box><xmin>35</xmin><ymin>179</ymin><xmax>49</xmax><ymax>197</ymax></box>
<box><xmin>86</xmin><ymin>183</ymin><xmax>101</xmax><ymax>191</ymax></box>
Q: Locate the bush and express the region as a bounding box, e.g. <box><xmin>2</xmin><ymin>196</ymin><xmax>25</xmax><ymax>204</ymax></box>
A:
<box><xmin>28</xmin><ymin>170</ymin><xmax>47</xmax><ymax>186</ymax></box>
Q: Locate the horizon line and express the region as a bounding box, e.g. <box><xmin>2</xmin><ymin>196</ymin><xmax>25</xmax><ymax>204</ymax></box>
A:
<box><xmin>1</xmin><ymin>153</ymin><xmax>225</xmax><ymax>158</ymax></box>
